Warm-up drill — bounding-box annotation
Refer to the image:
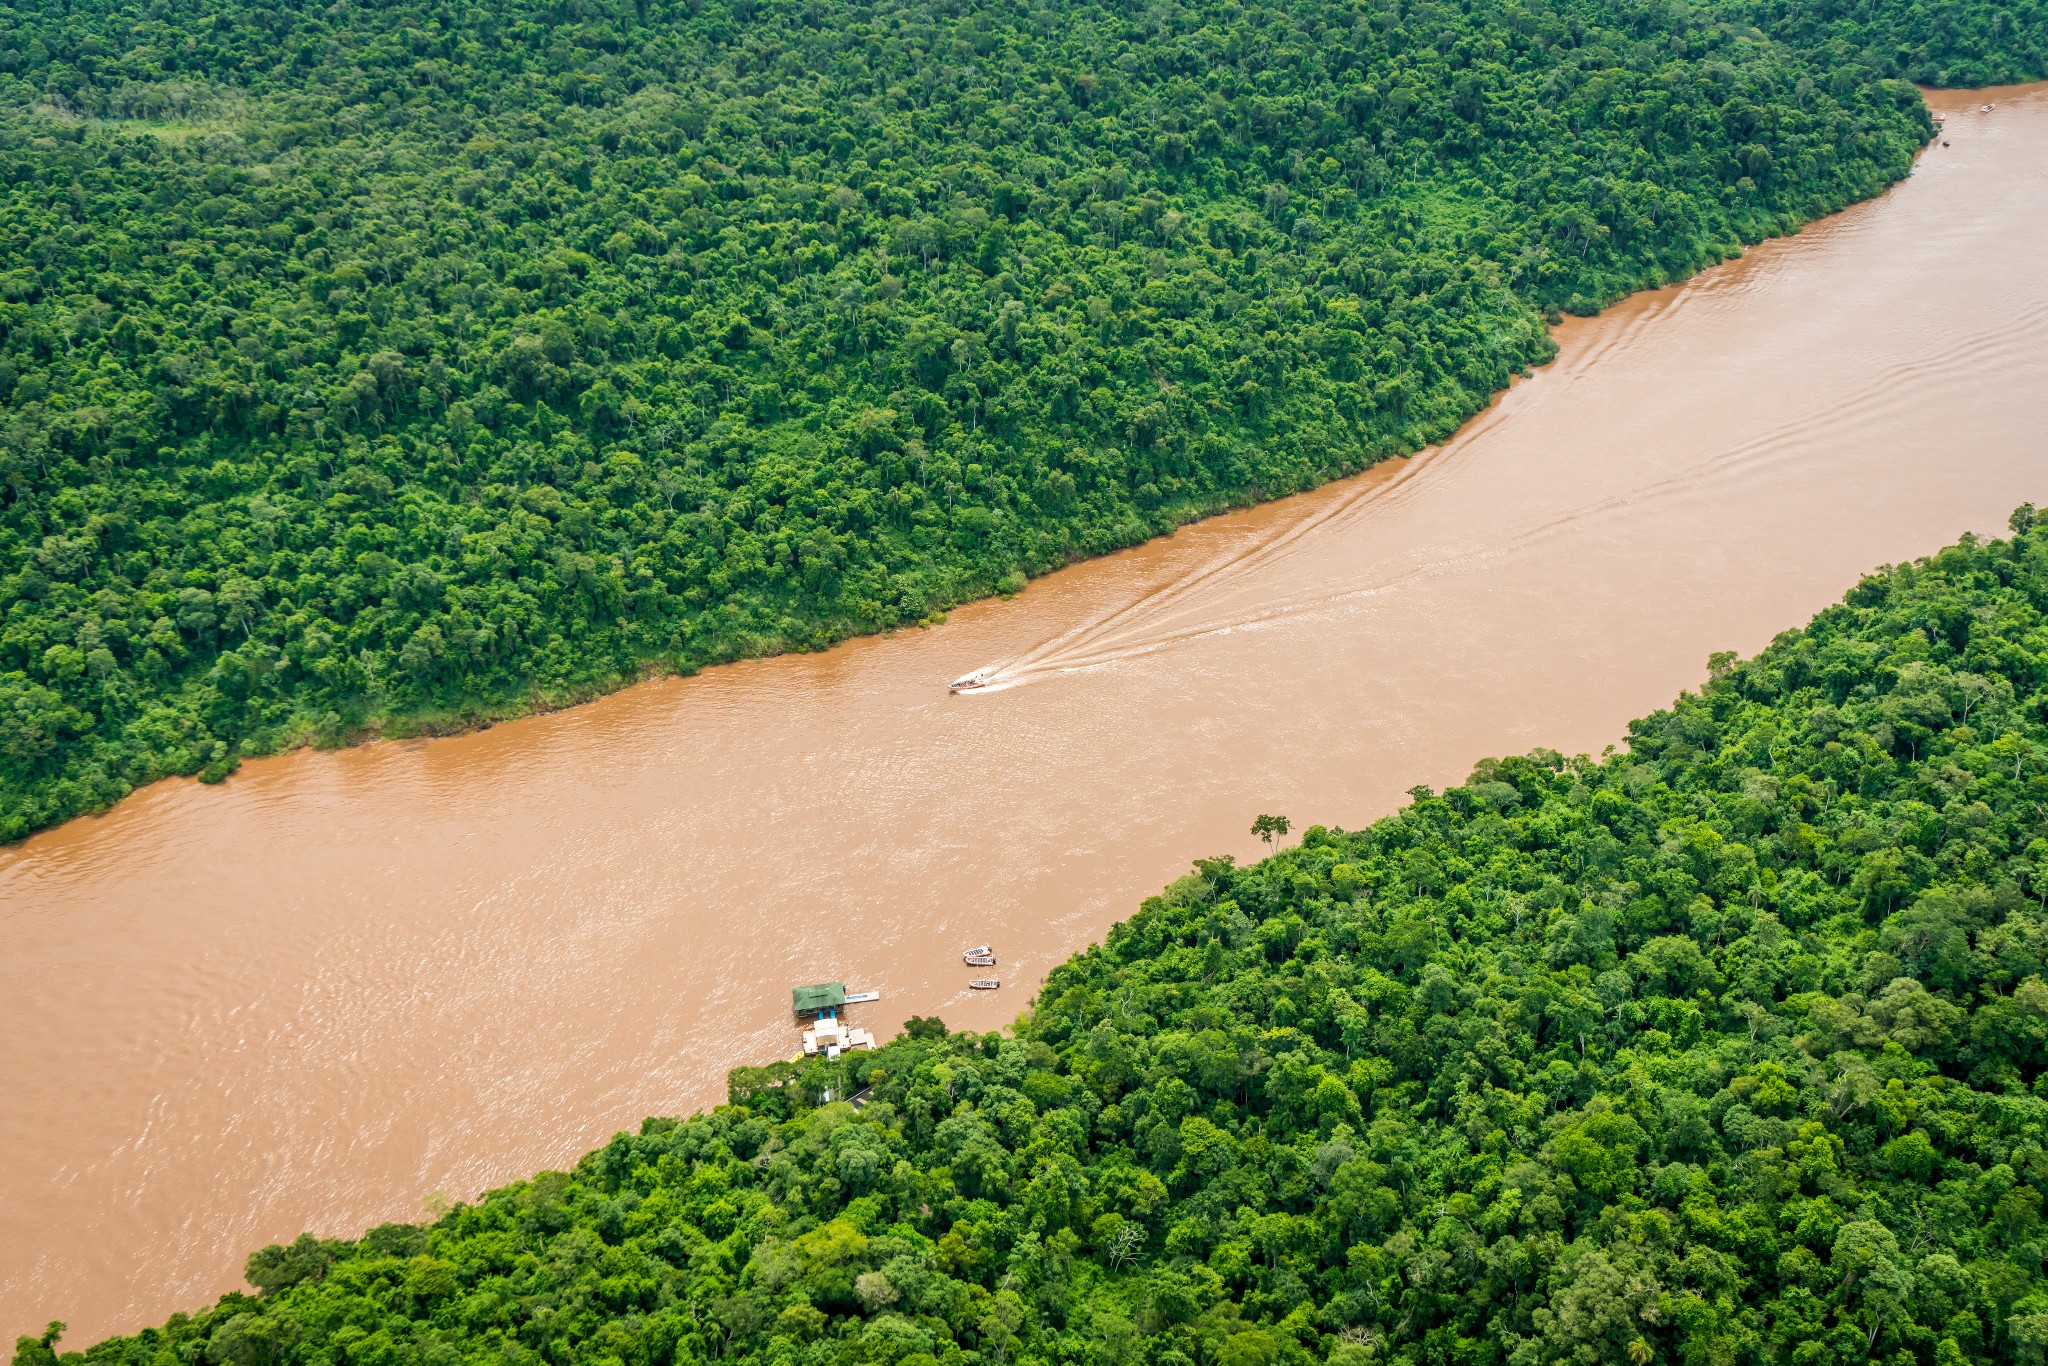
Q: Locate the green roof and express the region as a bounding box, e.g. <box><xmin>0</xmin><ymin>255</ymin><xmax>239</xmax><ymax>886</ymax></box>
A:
<box><xmin>792</xmin><ymin>982</ymin><xmax>846</xmax><ymax>1011</ymax></box>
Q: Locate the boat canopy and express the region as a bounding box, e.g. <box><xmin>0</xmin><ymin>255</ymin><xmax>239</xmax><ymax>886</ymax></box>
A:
<box><xmin>792</xmin><ymin>982</ymin><xmax>847</xmax><ymax>1013</ymax></box>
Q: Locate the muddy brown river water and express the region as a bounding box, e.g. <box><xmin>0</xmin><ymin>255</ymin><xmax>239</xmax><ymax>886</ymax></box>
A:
<box><xmin>5</xmin><ymin>84</ymin><xmax>2047</xmax><ymax>1346</ymax></box>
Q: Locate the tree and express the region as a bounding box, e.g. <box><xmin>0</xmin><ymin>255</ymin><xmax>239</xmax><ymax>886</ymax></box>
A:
<box><xmin>9</xmin><ymin>1324</ymin><xmax>62</xmax><ymax>1366</ymax></box>
<box><xmin>1251</xmin><ymin>814</ymin><xmax>1291</xmax><ymax>851</ymax></box>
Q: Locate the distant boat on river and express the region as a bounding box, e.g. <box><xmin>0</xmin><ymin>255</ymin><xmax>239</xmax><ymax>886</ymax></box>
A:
<box><xmin>950</xmin><ymin>667</ymin><xmax>998</xmax><ymax>694</ymax></box>
<box><xmin>968</xmin><ymin>978</ymin><xmax>1000</xmax><ymax>991</ymax></box>
<box><xmin>963</xmin><ymin>945</ymin><xmax>996</xmax><ymax>966</ymax></box>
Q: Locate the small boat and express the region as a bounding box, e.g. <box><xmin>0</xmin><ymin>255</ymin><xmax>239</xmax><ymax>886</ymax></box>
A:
<box><xmin>968</xmin><ymin>978</ymin><xmax>1000</xmax><ymax>991</ymax></box>
<box><xmin>964</xmin><ymin>953</ymin><xmax>996</xmax><ymax>967</ymax></box>
<box><xmin>950</xmin><ymin>667</ymin><xmax>998</xmax><ymax>694</ymax></box>
<box><xmin>963</xmin><ymin>944</ymin><xmax>990</xmax><ymax>957</ymax></box>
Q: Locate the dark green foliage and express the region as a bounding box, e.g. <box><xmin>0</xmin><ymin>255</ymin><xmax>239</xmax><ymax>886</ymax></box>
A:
<box><xmin>1721</xmin><ymin>0</ymin><xmax>2048</xmax><ymax>86</ymax></box>
<box><xmin>242</xmin><ymin>1235</ymin><xmax>345</xmax><ymax>1297</ymax></box>
<box><xmin>0</xmin><ymin>0</ymin><xmax>1947</xmax><ymax>838</ymax></box>
<box><xmin>38</xmin><ymin>516</ymin><xmax>2048</xmax><ymax>1366</ymax></box>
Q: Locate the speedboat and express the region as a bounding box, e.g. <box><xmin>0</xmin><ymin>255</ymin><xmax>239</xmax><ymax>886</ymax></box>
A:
<box><xmin>950</xmin><ymin>667</ymin><xmax>998</xmax><ymax>694</ymax></box>
<box><xmin>968</xmin><ymin>978</ymin><xmax>1000</xmax><ymax>991</ymax></box>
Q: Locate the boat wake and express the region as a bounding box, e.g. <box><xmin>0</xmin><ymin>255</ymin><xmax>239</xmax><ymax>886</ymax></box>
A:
<box><xmin>974</xmin><ymin>438</ymin><xmax>1463</xmax><ymax>689</ymax></box>
<box><xmin>951</xmin><ymin>298</ymin><xmax>2048</xmax><ymax>695</ymax></box>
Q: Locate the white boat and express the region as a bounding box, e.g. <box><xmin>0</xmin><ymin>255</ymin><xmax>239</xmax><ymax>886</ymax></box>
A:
<box><xmin>962</xmin><ymin>944</ymin><xmax>991</xmax><ymax>959</ymax></box>
<box><xmin>964</xmin><ymin>953</ymin><xmax>996</xmax><ymax>967</ymax></box>
<box><xmin>969</xmin><ymin>978</ymin><xmax>1000</xmax><ymax>991</ymax></box>
<box><xmin>950</xmin><ymin>667</ymin><xmax>998</xmax><ymax>694</ymax></box>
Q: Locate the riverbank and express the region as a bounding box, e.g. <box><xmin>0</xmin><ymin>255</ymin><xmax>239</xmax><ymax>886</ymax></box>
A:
<box><xmin>5</xmin><ymin>83</ymin><xmax>2042</xmax><ymax>1346</ymax></box>
<box><xmin>1</xmin><ymin>0</ymin><xmax>1941</xmax><ymax>843</ymax></box>
<box><xmin>55</xmin><ymin>485</ymin><xmax>2048</xmax><ymax>1363</ymax></box>
<box><xmin>12</xmin><ymin>113</ymin><xmax>1939</xmax><ymax>842</ymax></box>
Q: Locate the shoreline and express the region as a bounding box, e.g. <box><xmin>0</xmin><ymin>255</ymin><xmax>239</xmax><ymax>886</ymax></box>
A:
<box><xmin>6</xmin><ymin>81</ymin><xmax>2045</xmax><ymax>1349</ymax></box>
<box><xmin>15</xmin><ymin>95</ymin><xmax>1973</xmax><ymax>847</ymax></box>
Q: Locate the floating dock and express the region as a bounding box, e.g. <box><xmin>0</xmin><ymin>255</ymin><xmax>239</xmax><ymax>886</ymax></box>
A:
<box><xmin>792</xmin><ymin>982</ymin><xmax>882</xmax><ymax>1057</ymax></box>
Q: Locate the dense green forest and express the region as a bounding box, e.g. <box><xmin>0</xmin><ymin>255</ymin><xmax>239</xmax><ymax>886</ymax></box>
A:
<box><xmin>0</xmin><ymin>0</ymin><xmax>1980</xmax><ymax>839</ymax></box>
<box><xmin>1724</xmin><ymin>0</ymin><xmax>2048</xmax><ymax>87</ymax></box>
<box><xmin>27</xmin><ymin>510</ymin><xmax>2048</xmax><ymax>1365</ymax></box>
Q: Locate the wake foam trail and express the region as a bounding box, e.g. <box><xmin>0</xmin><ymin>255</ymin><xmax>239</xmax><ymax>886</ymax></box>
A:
<box><xmin>993</xmin><ymin>446</ymin><xmax>1454</xmax><ymax>684</ymax></box>
<box><xmin>978</xmin><ymin>300</ymin><xmax>2047</xmax><ymax>691</ymax></box>
<box><xmin>990</xmin><ymin>374</ymin><xmax>1562</xmax><ymax>686</ymax></box>
<box><xmin>987</xmin><ymin>387</ymin><xmax>1563</xmax><ymax>687</ymax></box>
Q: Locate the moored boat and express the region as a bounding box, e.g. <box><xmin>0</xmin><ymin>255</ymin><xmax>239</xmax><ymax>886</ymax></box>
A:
<box><xmin>963</xmin><ymin>945</ymin><xmax>996</xmax><ymax>966</ymax></box>
<box><xmin>968</xmin><ymin>978</ymin><xmax>1000</xmax><ymax>990</ymax></box>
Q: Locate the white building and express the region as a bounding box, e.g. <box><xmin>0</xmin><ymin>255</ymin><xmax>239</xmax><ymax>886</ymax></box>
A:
<box><xmin>801</xmin><ymin>1011</ymin><xmax>875</xmax><ymax>1058</ymax></box>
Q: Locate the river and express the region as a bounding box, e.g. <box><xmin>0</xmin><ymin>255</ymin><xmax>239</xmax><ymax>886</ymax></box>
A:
<box><xmin>4</xmin><ymin>83</ymin><xmax>2046</xmax><ymax>1346</ymax></box>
